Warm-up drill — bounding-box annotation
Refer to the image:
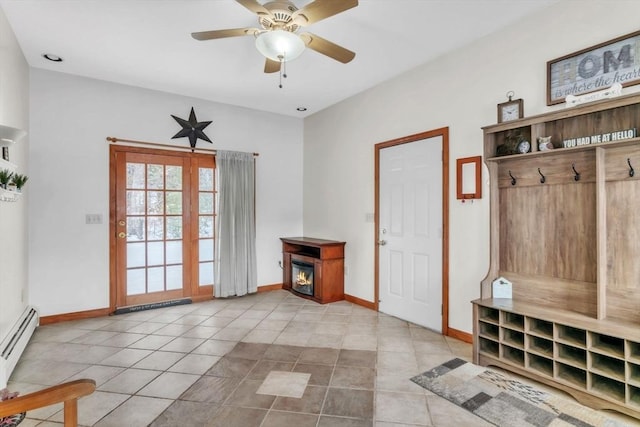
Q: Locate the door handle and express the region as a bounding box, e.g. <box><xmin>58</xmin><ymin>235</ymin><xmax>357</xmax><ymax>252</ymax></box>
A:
<box><xmin>118</xmin><ymin>232</ymin><xmax>126</xmax><ymax>239</ymax></box>
<box><xmin>378</xmin><ymin>240</ymin><xmax>387</xmax><ymax>246</ymax></box>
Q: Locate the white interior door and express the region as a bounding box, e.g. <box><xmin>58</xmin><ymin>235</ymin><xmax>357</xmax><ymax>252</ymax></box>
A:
<box><xmin>378</xmin><ymin>136</ymin><xmax>443</xmax><ymax>330</ymax></box>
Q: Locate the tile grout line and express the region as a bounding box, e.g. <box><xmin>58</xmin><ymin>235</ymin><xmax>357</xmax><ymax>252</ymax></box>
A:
<box><xmin>313</xmin><ymin>353</ymin><xmax>336</xmax><ymax>427</ymax></box>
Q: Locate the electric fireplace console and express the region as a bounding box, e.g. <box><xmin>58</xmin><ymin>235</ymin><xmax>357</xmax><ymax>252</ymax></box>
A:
<box><xmin>281</xmin><ymin>237</ymin><xmax>346</xmax><ymax>304</ymax></box>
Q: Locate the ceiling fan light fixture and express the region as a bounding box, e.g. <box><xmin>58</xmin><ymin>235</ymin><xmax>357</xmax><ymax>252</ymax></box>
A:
<box><xmin>255</xmin><ymin>30</ymin><xmax>305</xmax><ymax>62</ymax></box>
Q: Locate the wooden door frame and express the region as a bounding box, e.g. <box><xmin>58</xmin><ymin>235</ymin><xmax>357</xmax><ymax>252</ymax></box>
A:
<box><xmin>374</xmin><ymin>127</ymin><xmax>450</xmax><ymax>335</ymax></box>
<box><xmin>109</xmin><ymin>144</ymin><xmax>215</xmax><ymax>313</ymax></box>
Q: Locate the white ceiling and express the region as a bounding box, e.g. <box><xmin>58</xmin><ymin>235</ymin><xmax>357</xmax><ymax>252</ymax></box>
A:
<box><xmin>0</xmin><ymin>0</ymin><xmax>557</xmax><ymax>118</ymax></box>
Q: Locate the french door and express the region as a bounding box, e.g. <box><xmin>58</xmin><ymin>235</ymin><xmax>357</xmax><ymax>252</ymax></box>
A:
<box><xmin>110</xmin><ymin>145</ymin><xmax>215</xmax><ymax>309</ymax></box>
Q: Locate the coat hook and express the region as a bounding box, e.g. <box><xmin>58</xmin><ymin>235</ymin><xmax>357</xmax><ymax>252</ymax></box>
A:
<box><xmin>572</xmin><ymin>163</ymin><xmax>581</xmax><ymax>181</ymax></box>
<box><xmin>508</xmin><ymin>170</ymin><xmax>516</xmax><ymax>186</ymax></box>
<box><xmin>628</xmin><ymin>158</ymin><xmax>635</xmax><ymax>177</ymax></box>
<box><xmin>538</xmin><ymin>168</ymin><xmax>546</xmax><ymax>184</ymax></box>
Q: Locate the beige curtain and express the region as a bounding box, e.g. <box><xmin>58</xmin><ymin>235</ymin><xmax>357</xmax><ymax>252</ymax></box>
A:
<box><xmin>214</xmin><ymin>150</ymin><xmax>257</xmax><ymax>297</ymax></box>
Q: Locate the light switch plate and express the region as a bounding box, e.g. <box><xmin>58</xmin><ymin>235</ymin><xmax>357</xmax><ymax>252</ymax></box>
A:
<box><xmin>85</xmin><ymin>214</ymin><xmax>103</xmax><ymax>224</ymax></box>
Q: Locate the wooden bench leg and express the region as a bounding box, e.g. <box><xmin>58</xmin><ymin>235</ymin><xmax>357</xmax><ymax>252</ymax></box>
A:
<box><xmin>63</xmin><ymin>399</ymin><xmax>78</xmax><ymax>427</ymax></box>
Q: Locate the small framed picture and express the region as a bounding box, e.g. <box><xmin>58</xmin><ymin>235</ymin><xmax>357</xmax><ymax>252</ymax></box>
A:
<box><xmin>456</xmin><ymin>156</ymin><xmax>482</xmax><ymax>200</ymax></box>
<box><xmin>1</xmin><ymin>147</ymin><xmax>8</xmax><ymax>161</ymax></box>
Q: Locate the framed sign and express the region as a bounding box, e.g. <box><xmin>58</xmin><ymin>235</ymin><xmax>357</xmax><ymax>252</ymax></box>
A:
<box><xmin>547</xmin><ymin>30</ymin><xmax>640</xmax><ymax>105</ymax></box>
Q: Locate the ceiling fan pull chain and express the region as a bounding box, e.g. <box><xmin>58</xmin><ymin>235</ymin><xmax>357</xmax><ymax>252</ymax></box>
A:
<box><xmin>278</xmin><ymin>54</ymin><xmax>285</xmax><ymax>89</ymax></box>
<box><xmin>283</xmin><ymin>53</ymin><xmax>287</xmax><ymax>79</ymax></box>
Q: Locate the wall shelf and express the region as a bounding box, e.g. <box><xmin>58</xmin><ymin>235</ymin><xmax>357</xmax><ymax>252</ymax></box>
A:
<box><xmin>0</xmin><ymin>188</ymin><xmax>21</xmax><ymax>202</ymax></box>
<box><xmin>0</xmin><ymin>159</ymin><xmax>20</xmax><ymax>202</ymax></box>
<box><xmin>0</xmin><ymin>123</ymin><xmax>26</xmax><ymax>146</ymax></box>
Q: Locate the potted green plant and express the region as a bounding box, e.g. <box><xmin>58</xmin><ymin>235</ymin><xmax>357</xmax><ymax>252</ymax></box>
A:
<box><xmin>0</xmin><ymin>169</ymin><xmax>13</xmax><ymax>189</ymax></box>
<box><xmin>10</xmin><ymin>173</ymin><xmax>28</xmax><ymax>193</ymax></box>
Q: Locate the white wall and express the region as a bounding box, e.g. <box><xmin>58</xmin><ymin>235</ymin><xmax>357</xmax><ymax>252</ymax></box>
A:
<box><xmin>0</xmin><ymin>7</ymin><xmax>29</xmax><ymax>349</ymax></box>
<box><xmin>29</xmin><ymin>70</ymin><xmax>303</xmax><ymax>316</ymax></box>
<box><xmin>303</xmin><ymin>0</ymin><xmax>640</xmax><ymax>334</ymax></box>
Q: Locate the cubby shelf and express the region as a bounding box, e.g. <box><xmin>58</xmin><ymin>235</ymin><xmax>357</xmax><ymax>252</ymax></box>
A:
<box><xmin>478</xmin><ymin>337</ymin><xmax>499</xmax><ymax>358</ymax></box>
<box><xmin>556</xmin><ymin>361</ymin><xmax>587</xmax><ymax>389</ymax></box>
<box><xmin>557</xmin><ymin>326</ymin><xmax>587</xmax><ymax>348</ymax></box>
<box><xmin>527</xmin><ymin>317</ymin><xmax>553</xmax><ymax>339</ymax></box>
<box><xmin>590</xmin><ymin>353</ymin><xmax>625</xmax><ymax>382</ymax></box>
<box><xmin>502</xmin><ymin>328</ymin><xmax>525</xmax><ymax>348</ymax></box>
<box><xmin>502</xmin><ymin>344</ymin><xmax>524</xmax><ymax>367</ymax></box>
<box><xmin>478</xmin><ymin>321</ymin><xmax>499</xmax><ymax>340</ymax></box>
<box><xmin>590</xmin><ymin>373</ymin><xmax>625</xmax><ymax>403</ymax></box>
<box><xmin>527</xmin><ymin>353</ymin><xmax>554</xmax><ymax>378</ymax></box>
<box><xmin>527</xmin><ymin>335</ymin><xmax>553</xmax><ymax>358</ymax></box>
<box><xmin>478</xmin><ymin>306</ymin><xmax>499</xmax><ymax>324</ymax></box>
<box><xmin>628</xmin><ymin>386</ymin><xmax>640</xmax><ymax>408</ymax></box>
<box><xmin>556</xmin><ymin>343</ymin><xmax>587</xmax><ymax>369</ymax></box>
<box><xmin>628</xmin><ymin>342</ymin><xmax>640</xmax><ymax>364</ymax></box>
<box><xmin>590</xmin><ymin>333</ymin><xmax>625</xmax><ymax>359</ymax></box>
<box><xmin>502</xmin><ymin>312</ymin><xmax>525</xmax><ymax>331</ymax></box>
<box><xmin>474</xmin><ymin>299</ymin><xmax>640</xmax><ymax>419</ymax></box>
<box><xmin>628</xmin><ymin>363</ymin><xmax>640</xmax><ymax>387</ymax></box>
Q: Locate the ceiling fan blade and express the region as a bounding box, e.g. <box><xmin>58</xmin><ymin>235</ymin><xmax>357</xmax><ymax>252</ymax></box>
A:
<box><xmin>292</xmin><ymin>0</ymin><xmax>358</xmax><ymax>26</ymax></box>
<box><xmin>299</xmin><ymin>32</ymin><xmax>355</xmax><ymax>63</ymax></box>
<box><xmin>264</xmin><ymin>58</ymin><xmax>281</xmax><ymax>74</ymax></box>
<box><xmin>236</xmin><ymin>0</ymin><xmax>271</xmax><ymax>16</ymax></box>
<box><xmin>191</xmin><ymin>28</ymin><xmax>259</xmax><ymax>41</ymax></box>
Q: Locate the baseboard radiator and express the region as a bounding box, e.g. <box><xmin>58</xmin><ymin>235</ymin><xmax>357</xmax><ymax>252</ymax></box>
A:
<box><xmin>0</xmin><ymin>306</ymin><xmax>39</xmax><ymax>388</ymax></box>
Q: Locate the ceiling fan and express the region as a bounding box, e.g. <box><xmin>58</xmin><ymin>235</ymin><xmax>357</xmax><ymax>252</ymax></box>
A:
<box><xmin>191</xmin><ymin>0</ymin><xmax>358</xmax><ymax>74</ymax></box>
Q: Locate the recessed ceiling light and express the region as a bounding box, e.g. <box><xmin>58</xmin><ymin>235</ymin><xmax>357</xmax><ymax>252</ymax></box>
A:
<box><xmin>42</xmin><ymin>53</ymin><xmax>63</xmax><ymax>62</ymax></box>
<box><xmin>296</xmin><ymin>107</ymin><xmax>307</xmax><ymax>112</ymax></box>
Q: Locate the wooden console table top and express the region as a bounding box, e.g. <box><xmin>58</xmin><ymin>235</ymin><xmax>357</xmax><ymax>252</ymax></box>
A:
<box><xmin>280</xmin><ymin>237</ymin><xmax>346</xmax><ymax>247</ymax></box>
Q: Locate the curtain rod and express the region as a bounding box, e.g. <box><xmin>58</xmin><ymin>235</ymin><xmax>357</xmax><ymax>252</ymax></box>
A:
<box><xmin>106</xmin><ymin>136</ymin><xmax>259</xmax><ymax>157</ymax></box>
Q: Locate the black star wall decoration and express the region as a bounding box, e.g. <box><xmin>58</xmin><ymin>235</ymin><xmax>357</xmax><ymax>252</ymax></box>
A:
<box><xmin>171</xmin><ymin>107</ymin><xmax>212</xmax><ymax>150</ymax></box>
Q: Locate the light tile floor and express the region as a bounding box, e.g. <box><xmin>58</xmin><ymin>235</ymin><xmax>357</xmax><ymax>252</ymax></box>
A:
<box><xmin>6</xmin><ymin>290</ymin><xmax>638</xmax><ymax>426</ymax></box>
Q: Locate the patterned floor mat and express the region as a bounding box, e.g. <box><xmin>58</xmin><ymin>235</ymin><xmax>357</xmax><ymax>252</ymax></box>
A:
<box><xmin>411</xmin><ymin>358</ymin><xmax>633</xmax><ymax>427</ymax></box>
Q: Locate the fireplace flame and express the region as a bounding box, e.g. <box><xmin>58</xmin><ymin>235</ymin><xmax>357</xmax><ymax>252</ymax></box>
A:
<box><xmin>296</xmin><ymin>271</ymin><xmax>312</xmax><ymax>286</ymax></box>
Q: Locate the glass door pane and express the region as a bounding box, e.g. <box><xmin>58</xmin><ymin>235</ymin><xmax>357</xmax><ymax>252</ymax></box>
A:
<box><xmin>123</xmin><ymin>158</ymin><xmax>184</xmax><ymax>299</ymax></box>
<box><xmin>198</xmin><ymin>167</ymin><xmax>215</xmax><ymax>286</ymax></box>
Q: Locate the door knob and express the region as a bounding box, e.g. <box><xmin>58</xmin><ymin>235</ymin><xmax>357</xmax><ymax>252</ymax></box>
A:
<box><xmin>118</xmin><ymin>232</ymin><xmax>126</xmax><ymax>239</ymax></box>
<box><xmin>378</xmin><ymin>240</ymin><xmax>387</xmax><ymax>246</ymax></box>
